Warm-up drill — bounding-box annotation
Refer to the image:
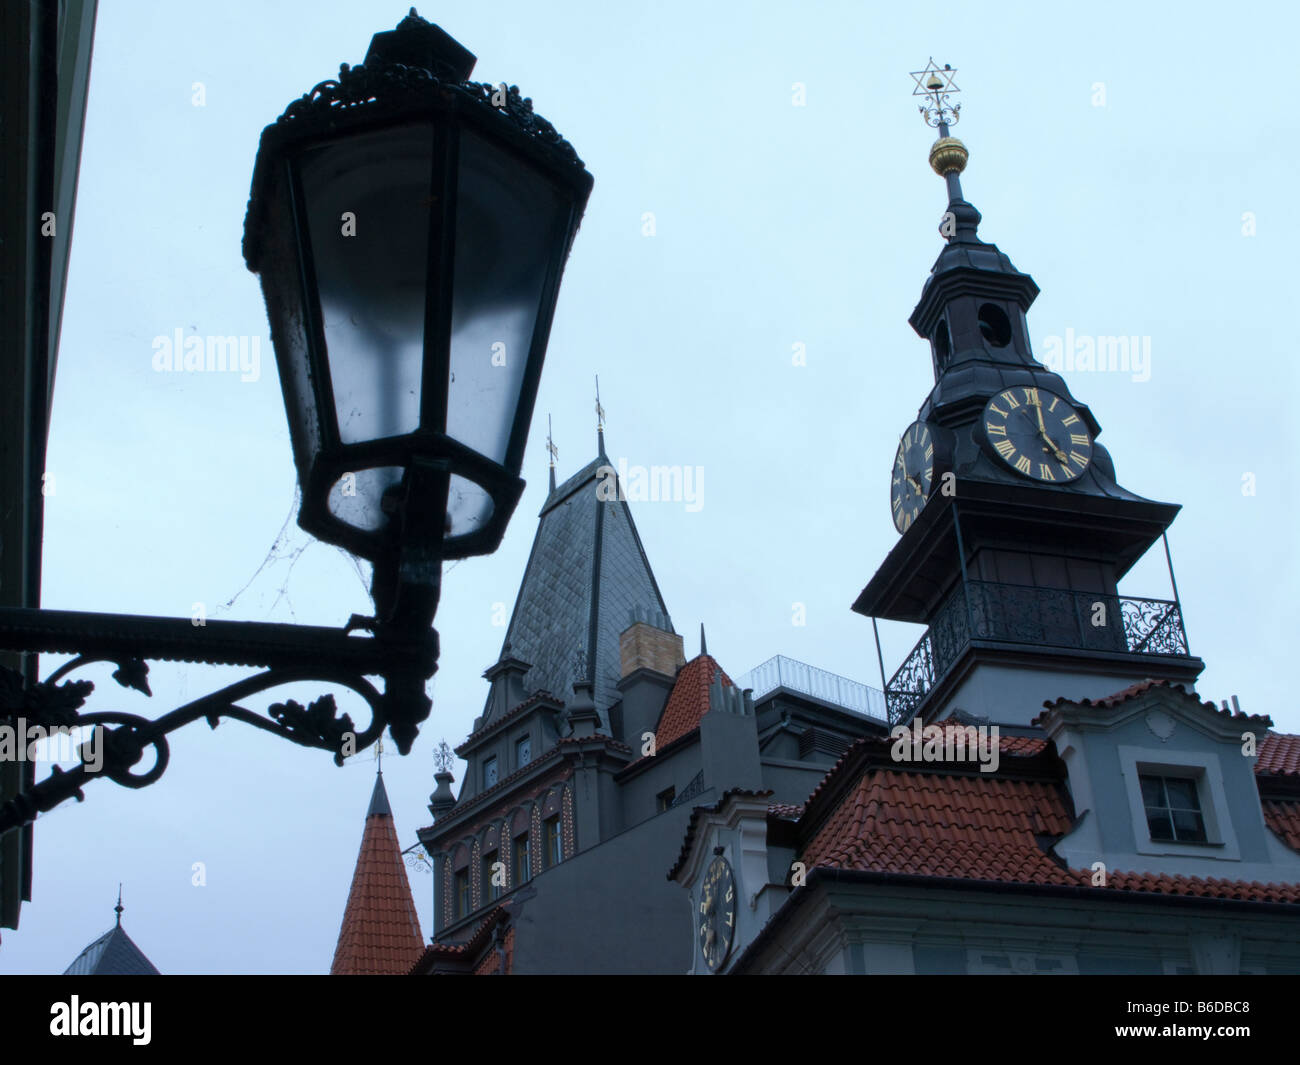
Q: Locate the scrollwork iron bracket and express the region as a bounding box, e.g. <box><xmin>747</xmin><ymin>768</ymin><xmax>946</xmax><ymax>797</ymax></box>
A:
<box><xmin>0</xmin><ymin>606</ymin><xmax>437</xmax><ymax>837</ymax></box>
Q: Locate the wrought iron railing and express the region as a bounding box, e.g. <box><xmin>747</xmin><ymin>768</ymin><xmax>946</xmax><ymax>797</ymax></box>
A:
<box><xmin>884</xmin><ymin>581</ymin><xmax>1189</xmax><ymax>724</ymax></box>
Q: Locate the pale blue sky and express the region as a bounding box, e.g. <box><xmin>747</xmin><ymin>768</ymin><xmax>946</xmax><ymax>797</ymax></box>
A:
<box><xmin>2</xmin><ymin>0</ymin><xmax>1295</xmax><ymax>973</ymax></box>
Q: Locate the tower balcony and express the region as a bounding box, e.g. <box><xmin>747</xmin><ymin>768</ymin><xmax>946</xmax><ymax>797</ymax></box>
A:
<box><xmin>883</xmin><ymin>579</ymin><xmax>1191</xmax><ymax>725</ymax></box>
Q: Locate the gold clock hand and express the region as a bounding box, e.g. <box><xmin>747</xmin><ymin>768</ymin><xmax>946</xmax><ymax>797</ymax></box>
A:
<box><xmin>1039</xmin><ymin>432</ymin><xmax>1067</xmax><ymax>463</ymax></box>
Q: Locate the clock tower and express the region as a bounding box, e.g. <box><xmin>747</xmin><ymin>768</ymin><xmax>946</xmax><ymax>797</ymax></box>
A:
<box><xmin>855</xmin><ymin>61</ymin><xmax>1204</xmax><ymax>727</ymax></box>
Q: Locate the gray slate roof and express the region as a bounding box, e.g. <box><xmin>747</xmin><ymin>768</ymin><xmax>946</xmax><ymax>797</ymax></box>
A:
<box><xmin>367</xmin><ymin>771</ymin><xmax>392</xmax><ymax>817</ymax></box>
<box><xmin>490</xmin><ymin>440</ymin><xmax>671</xmax><ymax>730</ymax></box>
<box><xmin>63</xmin><ymin>924</ymin><xmax>160</xmax><ymax>975</ymax></box>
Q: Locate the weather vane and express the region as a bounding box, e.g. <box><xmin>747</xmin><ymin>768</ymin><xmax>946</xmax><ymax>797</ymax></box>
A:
<box><xmin>433</xmin><ymin>739</ymin><xmax>454</xmax><ymax>775</ymax></box>
<box><xmin>546</xmin><ymin>413</ymin><xmax>558</xmax><ymax>469</ymax></box>
<box><xmin>910</xmin><ymin>58</ymin><xmax>961</xmax><ymax>131</ymax></box>
<box><xmin>595</xmin><ymin>375</ymin><xmax>605</xmax><ymax>433</ymax></box>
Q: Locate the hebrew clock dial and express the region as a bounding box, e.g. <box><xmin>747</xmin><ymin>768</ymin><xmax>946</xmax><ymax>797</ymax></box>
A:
<box><xmin>981</xmin><ymin>387</ymin><xmax>1092</xmax><ymax>483</ymax></box>
<box><xmin>698</xmin><ymin>854</ymin><xmax>736</xmax><ymax>972</ymax></box>
<box><xmin>890</xmin><ymin>420</ymin><xmax>935</xmax><ymax>533</ymax></box>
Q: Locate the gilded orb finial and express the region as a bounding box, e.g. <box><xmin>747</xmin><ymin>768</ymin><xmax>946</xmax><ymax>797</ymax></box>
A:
<box><xmin>911</xmin><ymin>58</ymin><xmax>970</xmax><ymax>211</ymax></box>
<box><xmin>929</xmin><ymin>136</ymin><xmax>968</xmax><ymax>176</ymax></box>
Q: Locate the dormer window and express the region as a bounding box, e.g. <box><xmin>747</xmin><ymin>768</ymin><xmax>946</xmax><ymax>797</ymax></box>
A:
<box><xmin>483</xmin><ymin>756</ymin><xmax>498</xmax><ymax>789</ymax></box>
<box><xmin>1116</xmin><ymin>746</ymin><xmax>1238</xmax><ymax>860</ymax></box>
<box><xmin>1140</xmin><ymin>773</ymin><xmax>1208</xmax><ymax>844</ymax></box>
<box><xmin>515</xmin><ymin>735</ymin><xmax>531</xmax><ymax>768</ymax></box>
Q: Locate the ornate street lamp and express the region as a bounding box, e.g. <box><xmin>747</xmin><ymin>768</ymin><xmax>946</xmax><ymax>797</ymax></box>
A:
<box><xmin>0</xmin><ymin>11</ymin><xmax>591</xmax><ymax>835</ymax></box>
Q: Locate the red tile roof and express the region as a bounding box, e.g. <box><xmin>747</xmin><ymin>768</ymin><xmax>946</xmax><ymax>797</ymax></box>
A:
<box><xmin>802</xmin><ymin>770</ymin><xmax>1079</xmax><ymax>885</ymax></box>
<box><xmin>473</xmin><ymin>928</ymin><xmax>514</xmax><ymax>975</ymax></box>
<box><xmin>1100</xmin><ymin>871</ymin><xmax>1300</xmax><ymax>903</ymax></box>
<box><xmin>331</xmin><ymin>777</ymin><xmax>425</xmax><ymax>976</ymax></box>
<box><xmin>997</xmin><ymin>734</ymin><xmax>1048</xmax><ymax>756</ymax></box>
<box><xmin>409</xmin><ymin>907</ymin><xmax>512</xmax><ymax>975</ymax></box>
<box><xmin>799</xmin><ymin>763</ymin><xmax>1300</xmax><ymax>905</ymax></box>
<box><xmin>1038</xmin><ymin>679</ymin><xmax>1272</xmax><ymax>728</ymax></box>
<box><xmin>655</xmin><ymin>654</ymin><xmax>733</xmax><ymax>750</ymax></box>
<box><xmin>1258</xmin><ymin>733</ymin><xmax>1300</xmax><ymax>777</ymax></box>
<box><xmin>1043</xmin><ymin>677</ymin><xmax>1169</xmax><ymax>710</ymax></box>
<box><xmin>1263</xmin><ymin>800</ymin><xmax>1300</xmax><ymax>852</ymax></box>
<box><xmin>799</xmin><ymin>727</ymin><xmax>1049</xmax><ymax>821</ymax></box>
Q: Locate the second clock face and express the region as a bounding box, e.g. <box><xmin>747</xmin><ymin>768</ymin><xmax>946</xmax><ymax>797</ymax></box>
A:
<box><xmin>699</xmin><ymin>855</ymin><xmax>736</xmax><ymax>972</ymax></box>
<box><xmin>982</xmin><ymin>387</ymin><xmax>1093</xmax><ymax>483</ymax></box>
<box><xmin>890</xmin><ymin>421</ymin><xmax>934</xmax><ymax>533</ymax></box>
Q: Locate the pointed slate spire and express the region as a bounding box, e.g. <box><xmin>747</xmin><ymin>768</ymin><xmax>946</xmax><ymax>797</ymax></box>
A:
<box><xmin>484</xmin><ymin>397</ymin><xmax>672</xmax><ymax>729</ymax></box>
<box><xmin>700</xmin><ymin>623</ymin><xmax>707</xmax><ymax>656</ymax></box>
<box><xmin>331</xmin><ymin>770</ymin><xmax>425</xmax><ymax>975</ymax></box>
<box><xmin>63</xmin><ymin>892</ymin><xmax>160</xmax><ymax>975</ymax></box>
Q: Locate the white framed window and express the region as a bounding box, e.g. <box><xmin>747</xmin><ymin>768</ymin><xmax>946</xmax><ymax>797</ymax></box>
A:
<box><xmin>1117</xmin><ymin>746</ymin><xmax>1238</xmax><ymax>861</ymax></box>
<box><xmin>1140</xmin><ymin>773</ymin><xmax>1207</xmax><ymax>843</ymax></box>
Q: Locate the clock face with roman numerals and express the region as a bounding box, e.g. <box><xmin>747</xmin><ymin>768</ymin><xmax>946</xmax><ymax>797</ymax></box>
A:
<box><xmin>982</xmin><ymin>387</ymin><xmax>1093</xmax><ymax>483</ymax></box>
<box><xmin>698</xmin><ymin>855</ymin><xmax>736</xmax><ymax>972</ymax></box>
<box><xmin>890</xmin><ymin>421</ymin><xmax>935</xmax><ymax>533</ymax></box>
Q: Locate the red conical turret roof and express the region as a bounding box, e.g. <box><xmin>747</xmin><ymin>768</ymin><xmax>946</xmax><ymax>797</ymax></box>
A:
<box><xmin>330</xmin><ymin>772</ymin><xmax>425</xmax><ymax>975</ymax></box>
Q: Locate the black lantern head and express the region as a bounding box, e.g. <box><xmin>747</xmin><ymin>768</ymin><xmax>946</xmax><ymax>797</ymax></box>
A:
<box><xmin>243</xmin><ymin>10</ymin><xmax>593</xmax><ymax>590</ymax></box>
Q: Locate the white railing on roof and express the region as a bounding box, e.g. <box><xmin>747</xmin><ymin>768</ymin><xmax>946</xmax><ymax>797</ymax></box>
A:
<box><xmin>735</xmin><ymin>655</ymin><xmax>886</xmax><ymax>720</ymax></box>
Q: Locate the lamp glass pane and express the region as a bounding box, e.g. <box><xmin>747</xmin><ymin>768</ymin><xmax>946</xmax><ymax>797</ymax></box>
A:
<box><xmin>447</xmin><ymin>473</ymin><xmax>494</xmax><ymax>539</ymax></box>
<box><xmin>446</xmin><ymin>131</ymin><xmax>566</xmax><ymax>466</ymax></box>
<box><xmin>327</xmin><ymin>466</ymin><xmax>404</xmax><ymax>532</ymax></box>
<box><xmin>299</xmin><ymin>125</ymin><xmax>433</xmax><ymax>445</ymax></box>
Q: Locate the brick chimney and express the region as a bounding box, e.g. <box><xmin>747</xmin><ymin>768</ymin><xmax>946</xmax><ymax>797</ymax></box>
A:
<box><xmin>620</xmin><ymin>608</ymin><xmax>685</xmax><ymax>680</ymax></box>
<box><xmin>614</xmin><ymin>608</ymin><xmax>684</xmax><ymax>747</ymax></box>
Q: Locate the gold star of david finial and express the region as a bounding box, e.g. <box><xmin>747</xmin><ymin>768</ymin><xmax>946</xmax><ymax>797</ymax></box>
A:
<box><xmin>910</xmin><ymin>58</ymin><xmax>961</xmax><ymax>129</ymax></box>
